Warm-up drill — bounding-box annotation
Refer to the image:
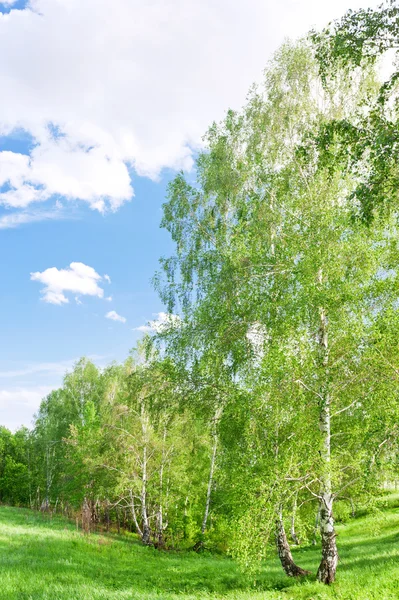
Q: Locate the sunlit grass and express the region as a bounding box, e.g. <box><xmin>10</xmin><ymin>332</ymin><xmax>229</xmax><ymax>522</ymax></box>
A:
<box><xmin>0</xmin><ymin>499</ymin><xmax>398</xmax><ymax>599</ymax></box>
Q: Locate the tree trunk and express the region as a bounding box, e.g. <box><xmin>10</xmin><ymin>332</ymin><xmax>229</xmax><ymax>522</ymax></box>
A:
<box><xmin>312</xmin><ymin>501</ymin><xmax>321</xmax><ymax>545</ymax></box>
<box><xmin>105</xmin><ymin>500</ymin><xmax>110</xmax><ymax>532</ymax></box>
<box><xmin>140</xmin><ymin>406</ymin><xmax>151</xmax><ymax>545</ymax></box>
<box><xmin>201</xmin><ymin>408</ymin><xmax>223</xmax><ymax>537</ymax></box>
<box><xmin>156</xmin><ymin>428</ymin><xmax>167</xmax><ymax>549</ymax></box>
<box><xmin>82</xmin><ymin>497</ymin><xmax>91</xmax><ymax>534</ymax></box>
<box><xmin>193</xmin><ymin>408</ymin><xmax>222</xmax><ymax>552</ymax></box>
<box><xmin>116</xmin><ymin>507</ymin><xmax>121</xmax><ymax>534</ymax></box>
<box><xmin>290</xmin><ymin>493</ymin><xmax>300</xmax><ymax>545</ymax></box>
<box><xmin>130</xmin><ymin>489</ymin><xmax>143</xmax><ymax>537</ymax></box>
<box><xmin>201</xmin><ymin>432</ymin><xmax>218</xmax><ymax>536</ymax></box>
<box><xmin>316</xmin><ymin>385</ymin><xmax>338</xmax><ymax>584</ymax></box>
<box><xmin>317</xmin><ymin>493</ymin><xmax>338</xmax><ymax>584</ymax></box>
<box><xmin>316</xmin><ymin>291</ymin><xmax>338</xmax><ymax>584</ymax></box>
<box><xmin>275</xmin><ymin>515</ymin><xmax>310</xmax><ymax>577</ymax></box>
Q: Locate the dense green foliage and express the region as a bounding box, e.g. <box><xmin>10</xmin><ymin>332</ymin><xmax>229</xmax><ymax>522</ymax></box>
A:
<box><xmin>0</xmin><ymin>352</ymin><xmax>223</xmax><ymax>550</ymax></box>
<box><xmin>311</xmin><ymin>0</ymin><xmax>399</xmax><ymax>222</ymax></box>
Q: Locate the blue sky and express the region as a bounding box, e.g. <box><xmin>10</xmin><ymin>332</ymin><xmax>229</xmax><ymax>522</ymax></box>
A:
<box><xmin>0</xmin><ymin>134</ymin><xmax>174</xmax><ymax>363</ymax></box>
<box><xmin>0</xmin><ymin>0</ymin><xmax>379</xmax><ymax>429</ymax></box>
<box><xmin>0</xmin><ymin>127</ymin><xmax>176</xmax><ymax>429</ymax></box>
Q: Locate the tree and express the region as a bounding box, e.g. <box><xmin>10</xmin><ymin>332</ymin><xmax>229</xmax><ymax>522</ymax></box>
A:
<box><xmin>157</xmin><ymin>40</ymin><xmax>397</xmax><ymax>583</ymax></box>
<box><xmin>0</xmin><ymin>427</ymin><xmax>31</xmax><ymax>505</ymax></box>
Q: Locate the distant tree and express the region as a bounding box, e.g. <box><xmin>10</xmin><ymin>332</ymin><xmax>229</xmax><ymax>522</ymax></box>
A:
<box><xmin>0</xmin><ymin>426</ymin><xmax>30</xmax><ymax>505</ymax></box>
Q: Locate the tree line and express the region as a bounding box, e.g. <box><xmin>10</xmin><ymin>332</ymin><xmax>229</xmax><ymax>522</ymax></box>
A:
<box><xmin>2</xmin><ymin>1</ymin><xmax>399</xmax><ymax>586</ymax></box>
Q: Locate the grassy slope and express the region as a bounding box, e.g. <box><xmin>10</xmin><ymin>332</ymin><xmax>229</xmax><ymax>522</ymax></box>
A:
<box><xmin>0</xmin><ymin>501</ymin><xmax>398</xmax><ymax>600</ymax></box>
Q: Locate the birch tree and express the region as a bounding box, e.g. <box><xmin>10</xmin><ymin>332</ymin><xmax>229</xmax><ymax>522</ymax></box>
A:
<box><xmin>158</xmin><ymin>40</ymin><xmax>396</xmax><ymax>582</ymax></box>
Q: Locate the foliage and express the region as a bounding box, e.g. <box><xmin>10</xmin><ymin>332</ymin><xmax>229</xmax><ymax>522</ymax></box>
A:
<box><xmin>311</xmin><ymin>1</ymin><xmax>399</xmax><ymax>222</ymax></box>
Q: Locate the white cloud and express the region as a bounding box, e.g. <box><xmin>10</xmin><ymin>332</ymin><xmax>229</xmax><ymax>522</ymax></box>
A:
<box><xmin>0</xmin><ymin>0</ymin><xmax>18</xmax><ymax>5</ymax></box>
<box><xmin>0</xmin><ymin>355</ymin><xmax>108</xmax><ymax>380</ymax></box>
<box><xmin>30</xmin><ymin>262</ymin><xmax>106</xmax><ymax>304</ymax></box>
<box><xmin>135</xmin><ymin>311</ymin><xmax>181</xmax><ymax>334</ymax></box>
<box><xmin>104</xmin><ymin>274</ymin><xmax>111</xmax><ymax>284</ymax></box>
<box><xmin>0</xmin><ymin>355</ymin><xmax>109</xmax><ymax>430</ymax></box>
<box><xmin>0</xmin><ymin>184</ymin><xmax>49</xmax><ymax>207</ymax></box>
<box><xmin>0</xmin><ymin>386</ymin><xmax>52</xmax><ymax>431</ymax></box>
<box><xmin>105</xmin><ymin>295</ymin><xmax>113</xmax><ymax>302</ymax></box>
<box><xmin>0</xmin><ymin>0</ymin><xmax>379</xmax><ymax>219</ymax></box>
<box><xmin>0</xmin><ymin>205</ymin><xmax>66</xmax><ymax>229</ymax></box>
<box><xmin>135</xmin><ymin>324</ymin><xmax>153</xmax><ymax>334</ymax></box>
<box><xmin>0</xmin><ymin>141</ymin><xmax>132</xmax><ymax>211</ymax></box>
<box><xmin>0</xmin><ymin>151</ymin><xmax>29</xmax><ymax>187</ymax></box>
<box><xmin>0</xmin><ymin>360</ymin><xmax>75</xmax><ymax>379</ymax></box>
<box><xmin>106</xmin><ymin>310</ymin><xmax>126</xmax><ymax>323</ymax></box>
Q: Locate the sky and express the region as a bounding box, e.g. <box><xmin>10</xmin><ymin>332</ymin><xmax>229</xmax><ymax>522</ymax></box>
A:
<box><xmin>0</xmin><ymin>0</ymin><xmax>379</xmax><ymax>430</ymax></box>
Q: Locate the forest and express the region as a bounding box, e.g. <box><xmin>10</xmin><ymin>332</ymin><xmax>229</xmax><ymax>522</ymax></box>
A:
<box><xmin>1</xmin><ymin>1</ymin><xmax>399</xmax><ymax>593</ymax></box>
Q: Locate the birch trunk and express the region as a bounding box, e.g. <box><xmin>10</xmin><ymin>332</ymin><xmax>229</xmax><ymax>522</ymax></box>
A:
<box><xmin>156</xmin><ymin>427</ymin><xmax>167</xmax><ymax>548</ymax></box>
<box><xmin>275</xmin><ymin>512</ymin><xmax>310</xmax><ymax>577</ymax></box>
<box><xmin>201</xmin><ymin>433</ymin><xmax>217</xmax><ymax>536</ymax></box>
<box><xmin>140</xmin><ymin>405</ymin><xmax>151</xmax><ymax>545</ymax></box>
<box><xmin>201</xmin><ymin>408</ymin><xmax>222</xmax><ymax>536</ymax></box>
<box><xmin>290</xmin><ymin>493</ymin><xmax>300</xmax><ymax>545</ymax></box>
<box><xmin>129</xmin><ymin>489</ymin><xmax>143</xmax><ymax>537</ymax></box>
<box><xmin>317</xmin><ymin>394</ymin><xmax>338</xmax><ymax>584</ymax></box>
<box><xmin>316</xmin><ymin>291</ymin><xmax>338</xmax><ymax>584</ymax></box>
<box><xmin>193</xmin><ymin>409</ymin><xmax>222</xmax><ymax>551</ymax></box>
<box><xmin>312</xmin><ymin>501</ymin><xmax>321</xmax><ymax>545</ymax></box>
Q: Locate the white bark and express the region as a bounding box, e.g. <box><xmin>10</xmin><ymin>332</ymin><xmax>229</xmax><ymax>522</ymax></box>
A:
<box><xmin>130</xmin><ymin>489</ymin><xmax>143</xmax><ymax>537</ymax></box>
<box><xmin>201</xmin><ymin>429</ymin><xmax>218</xmax><ymax>536</ymax></box>
<box><xmin>201</xmin><ymin>407</ymin><xmax>222</xmax><ymax>536</ymax></box>
<box><xmin>290</xmin><ymin>493</ymin><xmax>300</xmax><ymax>545</ymax></box>
<box><xmin>156</xmin><ymin>427</ymin><xmax>167</xmax><ymax>547</ymax></box>
<box><xmin>140</xmin><ymin>403</ymin><xmax>151</xmax><ymax>545</ymax></box>
<box><xmin>316</xmin><ymin>284</ymin><xmax>338</xmax><ymax>584</ymax></box>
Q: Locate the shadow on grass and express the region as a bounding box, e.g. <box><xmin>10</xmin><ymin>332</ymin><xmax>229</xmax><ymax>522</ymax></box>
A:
<box><xmin>0</xmin><ymin>507</ymin><xmax>275</xmax><ymax>596</ymax></box>
<box><xmin>0</xmin><ymin>505</ymin><xmax>398</xmax><ymax>598</ymax></box>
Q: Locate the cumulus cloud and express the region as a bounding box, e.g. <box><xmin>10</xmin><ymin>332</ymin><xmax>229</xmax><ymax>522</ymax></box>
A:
<box><xmin>106</xmin><ymin>310</ymin><xmax>126</xmax><ymax>323</ymax></box>
<box><xmin>0</xmin><ymin>0</ymin><xmax>379</xmax><ymax>220</ymax></box>
<box><xmin>0</xmin><ymin>151</ymin><xmax>30</xmax><ymax>188</ymax></box>
<box><xmin>135</xmin><ymin>312</ymin><xmax>181</xmax><ymax>334</ymax></box>
<box><xmin>0</xmin><ymin>142</ymin><xmax>132</xmax><ymax>211</ymax></box>
<box><xmin>30</xmin><ymin>262</ymin><xmax>106</xmax><ymax>305</ymax></box>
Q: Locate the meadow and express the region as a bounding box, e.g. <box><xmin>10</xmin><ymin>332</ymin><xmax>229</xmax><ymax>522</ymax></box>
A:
<box><xmin>0</xmin><ymin>498</ymin><xmax>398</xmax><ymax>600</ymax></box>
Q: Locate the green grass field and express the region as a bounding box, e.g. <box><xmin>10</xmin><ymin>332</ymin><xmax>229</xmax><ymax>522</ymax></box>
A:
<box><xmin>0</xmin><ymin>500</ymin><xmax>398</xmax><ymax>600</ymax></box>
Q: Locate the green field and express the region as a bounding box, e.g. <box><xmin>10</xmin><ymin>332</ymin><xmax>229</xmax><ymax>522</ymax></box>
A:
<box><xmin>0</xmin><ymin>501</ymin><xmax>398</xmax><ymax>600</ymax></box>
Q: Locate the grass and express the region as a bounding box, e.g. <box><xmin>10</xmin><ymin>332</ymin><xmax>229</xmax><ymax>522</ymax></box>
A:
<box><xmin>0</xmin><ymin>499</ymin><xmax>398</xmax><ymax>600</ymax></box>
